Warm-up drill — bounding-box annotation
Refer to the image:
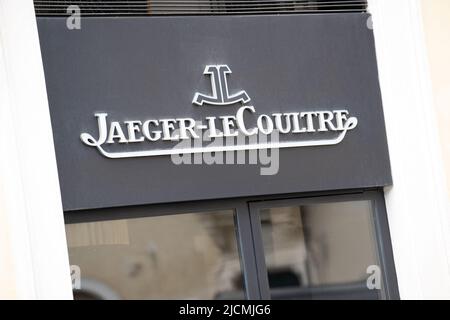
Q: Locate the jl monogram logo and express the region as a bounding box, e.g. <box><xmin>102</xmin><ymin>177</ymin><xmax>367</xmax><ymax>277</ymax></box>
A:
<box><xmin>193</xmin><ymin>65</ymin><xmax>251</xmax><ymax>106</ymax></box>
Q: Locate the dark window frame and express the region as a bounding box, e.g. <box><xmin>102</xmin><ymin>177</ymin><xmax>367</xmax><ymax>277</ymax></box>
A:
<box><xmin>64</xmin><ymin>188</ymin><xmax>400</xmax><ymax>300</ymax></box>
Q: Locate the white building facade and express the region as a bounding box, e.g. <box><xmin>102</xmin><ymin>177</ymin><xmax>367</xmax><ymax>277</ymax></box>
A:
<box><xmin>0</xmin><ymin>0</ymin><xmax>449</xmax><ymax>299</ymax></box>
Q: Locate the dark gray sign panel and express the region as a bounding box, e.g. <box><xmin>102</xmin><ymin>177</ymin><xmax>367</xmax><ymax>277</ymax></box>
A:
<box><xmin>37</xmin><ymin>14</ymin><xmax>392</xmax><ymax>211</ymax></box>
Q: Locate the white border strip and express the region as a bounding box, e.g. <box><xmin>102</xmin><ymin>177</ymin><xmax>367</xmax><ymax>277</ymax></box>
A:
<box><xmin>0</xmin><ymin>0</ymin><xmax>72</xmax><ymax>299</ymax></box>
<box><xmin>369</xmin><ymin>0</ymin><xmax>450</xmax><ymax>299</ymax></box>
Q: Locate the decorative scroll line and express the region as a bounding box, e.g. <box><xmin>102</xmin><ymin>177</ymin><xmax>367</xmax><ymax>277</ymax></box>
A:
<box><xmin>88</xmin><ymin>129</ymin><xmax>350</xmax><ymax>159</ymax></box>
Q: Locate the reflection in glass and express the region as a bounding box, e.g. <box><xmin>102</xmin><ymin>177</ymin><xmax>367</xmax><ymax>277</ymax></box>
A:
<box><xmin>66</xmin><ymin>210</ymin><xmax>244</xmax><ymax>300</ymax></box>
<box><xmin>259</xmin><ymin>201</ymin><xmax>383</xmax><ymax>300</ymax></box>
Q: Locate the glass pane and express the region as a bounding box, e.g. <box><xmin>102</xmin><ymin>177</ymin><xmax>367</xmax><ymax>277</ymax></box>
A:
<box><xmin>66</xmin><ymin>210</ymin><xmax>245</xmax><ymax>300</ymax></box>
<box><xmin>259</xmin><ymin>200</ymin><xmax>383</xmax><ymax>300</ymax></box>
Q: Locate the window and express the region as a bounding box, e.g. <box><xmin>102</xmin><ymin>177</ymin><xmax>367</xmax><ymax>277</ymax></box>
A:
<box><xmin>65</xmin><ymin>190</ymin><xmax>399</xmax><ymax>300</ymax></box>
<box><xmin>257</xmin><ymin>201</ymin><xmax>383</xmax><ymax>299</ymax></box>
<box><xmin>67</xmin><ymin>210</ymin><xmax>244</xmax><ymax>299</ymax></box>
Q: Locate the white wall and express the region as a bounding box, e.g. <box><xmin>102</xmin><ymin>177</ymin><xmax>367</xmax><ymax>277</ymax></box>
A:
<box><xmin>369</xmin><ymin>0</ymin><xmax>450</xmax><ymax>299</ymax></box>
<box><xmin>0</xmin><ymin>0</ymin><xmax>73</xmax><ymax>299</ymax></box>
<box><xmin>422</xmin><ymin>0</ymin><xmax>450</xmax><ymax>200</ymax></box>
